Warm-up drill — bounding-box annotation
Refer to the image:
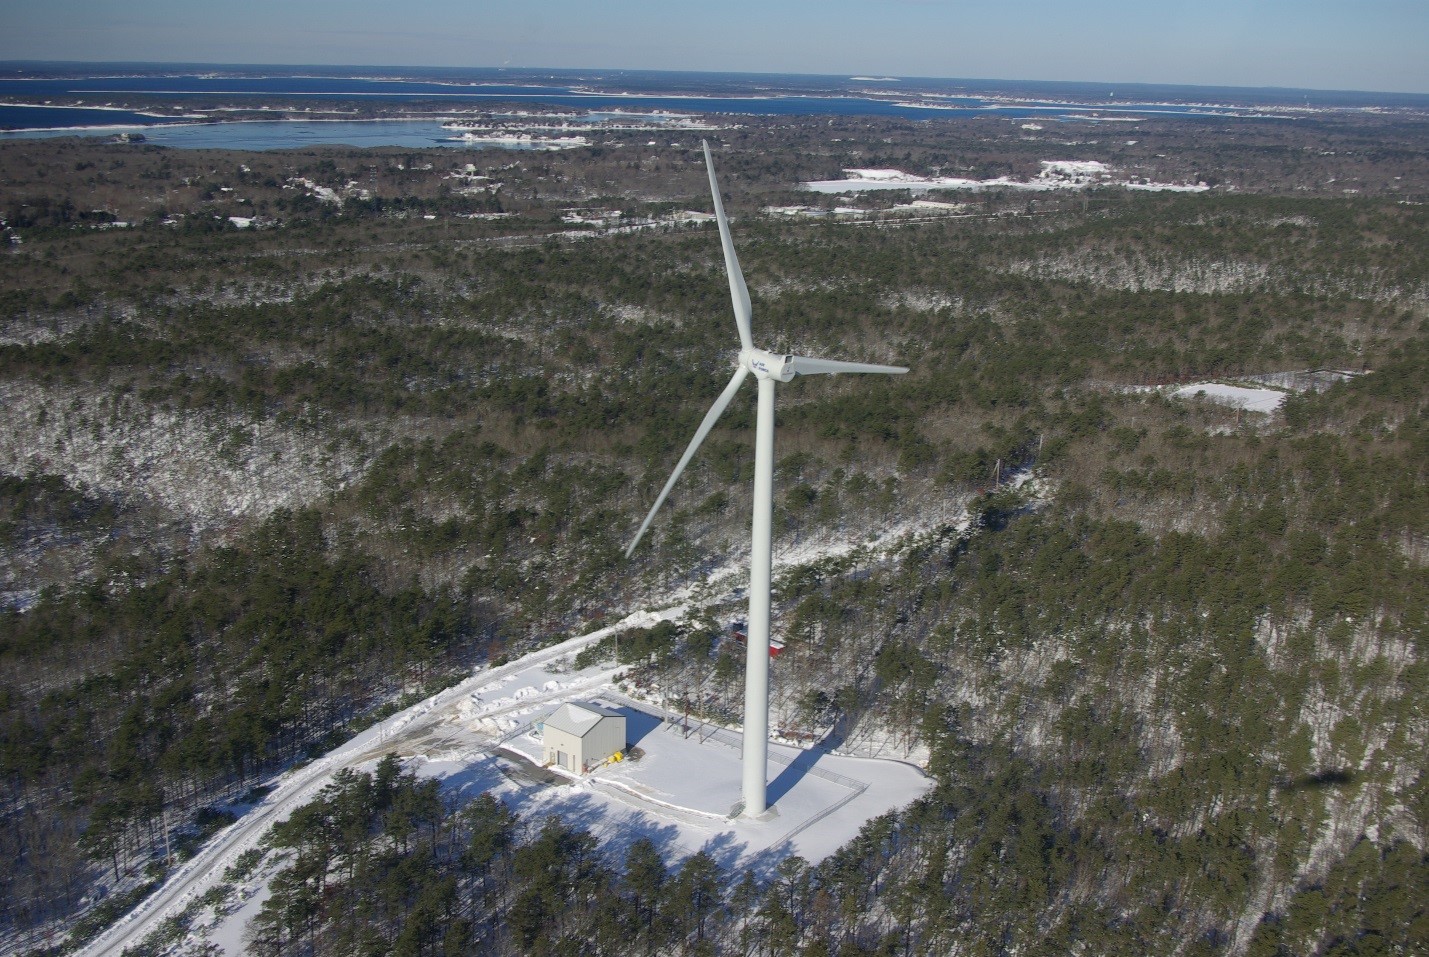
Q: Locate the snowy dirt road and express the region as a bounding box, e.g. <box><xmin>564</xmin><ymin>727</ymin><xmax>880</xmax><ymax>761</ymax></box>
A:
<box><xmin>74</xmin><ymin>608</ymin><xmax>675</xmax><ymax>957</ymax></box>
<box><xmin>73</xmin><ymin>497</ymin><xmax>974</xmax><ymax>955</ymax></box>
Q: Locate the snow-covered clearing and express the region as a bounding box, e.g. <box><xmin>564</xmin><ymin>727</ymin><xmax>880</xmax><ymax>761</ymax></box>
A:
<box><xmin>455</xmin><ymin>677</ymin><xmax>927</xmax><ymax>865</ymax></box>
<box><xmin>77</xmin><ymin>490</ymin><xmax>986</xmax><ymax>956</ymax></box>
<box><xmin>804</xmin><ymin>160</ymin><xmax>1209</xmax><ymax>194</ymax></box>
<box><xmin>1171</xmin><ymin>382</ymin><xmax>1287</xmax><ymax>413</ymax></box>
<box><xmin>1120</xmin><ymin>379</ymin><xmax>1293</xmax><ymax>414</ymax></box>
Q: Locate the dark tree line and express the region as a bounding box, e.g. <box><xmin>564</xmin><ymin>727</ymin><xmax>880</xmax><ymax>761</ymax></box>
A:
<box><xmin>0</xmin><ymin>510</ymin><xmax>501</xmax><ymax>942</ymax></box>
<box><xmin>242</xmin><ymin>744</ymin><xmax>1429</xmax><ymax>957</ymax></box>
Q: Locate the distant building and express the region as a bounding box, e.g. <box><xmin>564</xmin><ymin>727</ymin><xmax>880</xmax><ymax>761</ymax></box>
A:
<box><xmin>561</xmin><ymin>208</ymin><xmax>622</xmax><ymax>226</ymax></box>
<box><xmin>728</xmin><ymin>621</ymin><xmax>785</xmax><ymax>657</ymax></box>
<box><xmin>541</xmin><ymin>702</ymin><xmax>626</xmax><ymax>774</ymax></box>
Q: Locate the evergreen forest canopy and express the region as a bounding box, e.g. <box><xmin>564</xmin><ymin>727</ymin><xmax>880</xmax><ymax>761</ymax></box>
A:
<box><xmin>0</xmin><ymin>109</ymin><xmax>1425</xmax><ymax>956</ymax></box>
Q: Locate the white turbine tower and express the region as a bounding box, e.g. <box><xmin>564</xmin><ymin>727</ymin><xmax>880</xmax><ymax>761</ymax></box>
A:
<box><xmin>626</xmin><ymin>141</ymin><xmax>909</xmax><ymax>818</ymax></box>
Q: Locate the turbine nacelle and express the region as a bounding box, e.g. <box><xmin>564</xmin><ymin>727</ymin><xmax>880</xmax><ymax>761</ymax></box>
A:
<box><xmin>742</xmin><ymin>348</ymin><xmax>795</xmax><ymax>382</ymax></box>
<box><xmin>742</xmin><ymin>347</ymin><xmax>910</xmax><ymax>382</ymax></box>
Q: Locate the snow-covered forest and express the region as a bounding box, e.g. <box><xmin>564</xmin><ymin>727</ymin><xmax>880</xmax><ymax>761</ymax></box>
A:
<box><xmin>0</xmin><ymin>111</ymin><xmax>1426</xmax><ymax>956</ymax></box>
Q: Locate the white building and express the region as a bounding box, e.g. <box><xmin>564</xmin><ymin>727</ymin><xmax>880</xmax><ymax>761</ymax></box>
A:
<box><xmin>541</xmin><ymin>702</ymin><xmax>627</xmax><ymax>774</ymax></box>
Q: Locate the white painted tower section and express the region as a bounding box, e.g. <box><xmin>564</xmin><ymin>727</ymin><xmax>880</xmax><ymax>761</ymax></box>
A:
<box><xmin>742</xmin><ymin>375</ymin><xmax>776</xmax><ymax>816</ymax></box>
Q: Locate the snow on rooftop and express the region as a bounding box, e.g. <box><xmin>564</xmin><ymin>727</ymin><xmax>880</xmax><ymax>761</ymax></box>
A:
<box><xmin>556</xmin><ymin>702</ymin><xmax>603</xmax><ymax>728</ymax></box>
<box><xmin>543</xmin><ymin>700</ymin><xmax>623</xmax><ymax>735</ymax></box>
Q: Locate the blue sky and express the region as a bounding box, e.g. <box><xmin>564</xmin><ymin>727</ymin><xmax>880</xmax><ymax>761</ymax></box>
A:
<box><xmin>2</xmin><ymin>0</ymin><xmax>1426</xmax><ymax>94</ymax></box>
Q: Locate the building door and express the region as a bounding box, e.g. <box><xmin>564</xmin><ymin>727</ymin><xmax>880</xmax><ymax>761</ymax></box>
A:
<box><xmin>557</xmin><ymin>750</ymin><xmax>568</xmax><ymax>769</ymax></box>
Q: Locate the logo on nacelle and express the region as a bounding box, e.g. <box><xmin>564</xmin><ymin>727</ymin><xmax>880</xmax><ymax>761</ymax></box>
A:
<box><xmin>746</xmin><ymin>349</ymin><xmax>795</xmax><ymax>381</ymax></box>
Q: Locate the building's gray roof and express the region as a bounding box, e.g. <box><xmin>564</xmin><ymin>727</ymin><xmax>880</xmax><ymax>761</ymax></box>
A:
<box><xmin>543</xmin><ymin>701</ymin><xmax>625</xmax><ymax>738</ymax></box>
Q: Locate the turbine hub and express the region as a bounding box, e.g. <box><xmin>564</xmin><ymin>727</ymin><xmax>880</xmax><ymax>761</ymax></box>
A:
<box><xmin>742</xmin><ymin>348</ymin><xmax>795</xmax><ymax>382</ymax></box>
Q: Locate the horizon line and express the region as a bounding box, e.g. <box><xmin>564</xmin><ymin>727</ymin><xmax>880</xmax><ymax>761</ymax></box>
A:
<box><xmin>2</xmin><ymin>59</ymin><xmax>1426</xmax><ymax>100</ymax></box>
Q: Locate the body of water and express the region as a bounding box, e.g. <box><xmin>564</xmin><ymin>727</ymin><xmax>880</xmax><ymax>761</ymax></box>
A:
<box><xmin>2</xmin><ymin>118</ymin><xmax>497</xmax><ymax>150</ymax></box>
<box><xmin>3</xmin><ymin>64</ymin><xmax>1422</xmax><ymax>150</ymax></box>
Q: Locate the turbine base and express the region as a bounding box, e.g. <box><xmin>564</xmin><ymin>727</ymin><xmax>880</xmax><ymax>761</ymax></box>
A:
<box><xmin>731</xmin><ymin>801</ymin><xmax>779</xmax><ymax>821</ymax></box>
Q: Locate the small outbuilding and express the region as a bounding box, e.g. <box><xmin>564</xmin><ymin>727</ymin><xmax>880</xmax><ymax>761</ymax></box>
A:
<box><xmin>541</xmin><ymin>702</ymin><xmax>627</xmax><ymax>774</ymax></box>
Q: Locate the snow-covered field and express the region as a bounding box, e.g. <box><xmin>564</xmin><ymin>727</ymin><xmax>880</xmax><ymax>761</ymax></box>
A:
<box><xmin>452</xmin><ymin>672</ymin><xmax>928</xmax><ymax>864</ymax></box>
<box><xmin>804</xmin><ymin>160</ymin><xmax>1209</xmax><ymax>194</ymax></box>
<box><xmin>1172</xmin><ymin>382</ymin><xmax>1287</xmax><ymax>413</ymax></box>
<box><xmin>77</xmin><ymin>492</ymin><xmax>980</xmax><ymax>957</ymax></box>
<box><xmin>114</xmin><ymin>618</ymin><xmax>930</xmax><ymax>956</ymax></box>
<box><xmin>1121</xmin><ymin>380</ymin><xmax>1290</xmax><ymax>414</ymax></box>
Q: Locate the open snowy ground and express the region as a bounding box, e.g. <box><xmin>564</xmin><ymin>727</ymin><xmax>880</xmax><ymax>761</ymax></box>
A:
<box><xmin>77</xmin><ymin>487</ymin><xmax>978</xmax><ymax>957</ymax></box>
<box><xmin>1171</xmin><ymin>382</ymin><xmax>1287</xmax><ymax>413</ymax></box>
<box><xmin>183</xmin><ymin>641</ymin><xmax>929</xmax><ymax>956</ymax></box>
<box><xmin>1120</xmin><ymin>380</ymin><xmax>1290</xmax><ymax>414</ymax></box>
<box><xmin>0</xmin><ymin>380</ymin><xmax>367</xmax><ymax>536</ymax></box>
<box><xmin>73</xmin><ymin>468</ymin><xmax>995</xmax><ymax>955</ymax></box>
<box><xmin>804</xmin><ymin>160</ymin><xmax>1209</xmax><ymax>194</ymax></box>
<box><xmin>437</xmin><ymin>704</ymin><xmax>928</xmax><ymax>867</ymax></box>
<box><xmin>373</xmin><ymin>645</ymin><xmax>928</xmax><ymax>869</ymax></box>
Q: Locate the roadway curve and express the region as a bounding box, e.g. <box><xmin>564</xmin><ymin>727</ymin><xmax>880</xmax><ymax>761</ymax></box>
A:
<box><xmin>75</xmin><ymin>608</ymin><xmax>675</xmax><ymax>957</ymax></box>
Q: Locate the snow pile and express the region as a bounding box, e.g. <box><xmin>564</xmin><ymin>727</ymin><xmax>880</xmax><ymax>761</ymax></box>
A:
<box><xmin>0</xmin><ymin>381</ymin><xmax>367</xmax><ymax>534</ymax></box>
<box><xmin>458</xmin><ymin>665</ymin><xmax>593</xmax><ymax>733</ymax></box>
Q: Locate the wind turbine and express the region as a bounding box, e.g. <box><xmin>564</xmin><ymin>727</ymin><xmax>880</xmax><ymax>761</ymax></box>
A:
<box><xmin>625</xmin><ymin>141</ymin><xmax>909</xmax><ymax>818</ymax></box>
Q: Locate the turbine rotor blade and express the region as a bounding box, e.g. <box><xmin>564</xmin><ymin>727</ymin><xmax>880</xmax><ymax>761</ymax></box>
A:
<box><xmin>786</xmin><ymin>355</ymin><xmax>910</xmax><ymax>377</ymax></box>
<box><xmin>703</xmin><ymin>140</ymin><xmax>755</xmax><ymax>352</ymax></box>
<box><xmin>626</xmin><ymin>365</ymin><xmax>750</xmax><ymax>557</ymax></box>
